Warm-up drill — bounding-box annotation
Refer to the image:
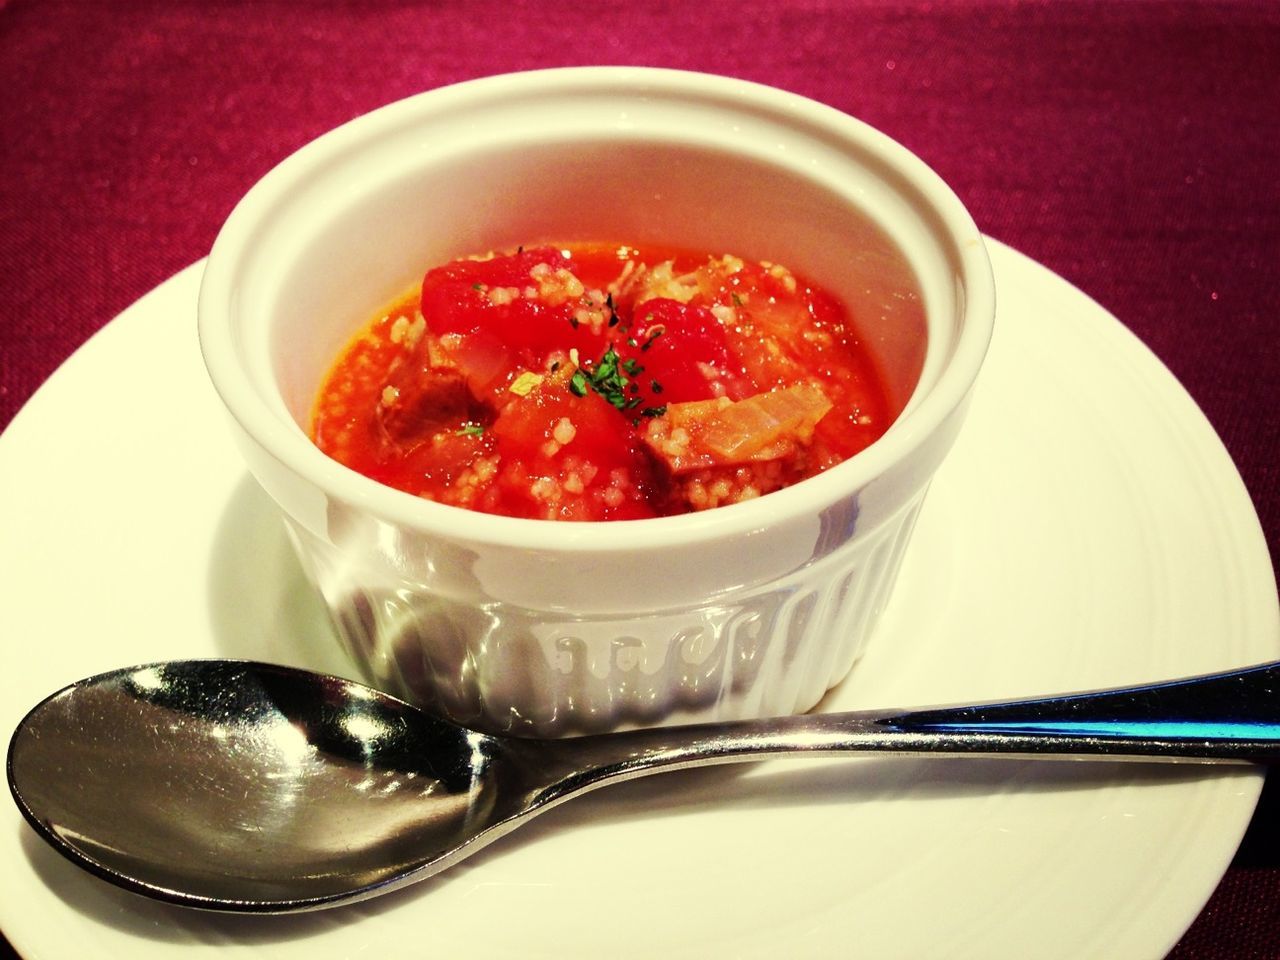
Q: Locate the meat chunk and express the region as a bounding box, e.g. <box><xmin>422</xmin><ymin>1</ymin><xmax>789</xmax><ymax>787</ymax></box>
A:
<box><xmin>376</xmin><ymin>350</ymin><xmax>484</xmax><ymax>450</ymax></box>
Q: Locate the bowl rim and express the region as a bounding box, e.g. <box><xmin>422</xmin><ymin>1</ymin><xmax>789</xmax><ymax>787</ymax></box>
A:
<box><xmin>198</xmin><ymin>66</ymin><xmax>995</xmax><ymax>554</ymax></box>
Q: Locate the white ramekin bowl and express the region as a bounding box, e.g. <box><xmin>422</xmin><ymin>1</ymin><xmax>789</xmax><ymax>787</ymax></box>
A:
<box><xmin>198</xmin><ymin>67</ymin><xmax>994</xmax><ymax>737</ymax></box>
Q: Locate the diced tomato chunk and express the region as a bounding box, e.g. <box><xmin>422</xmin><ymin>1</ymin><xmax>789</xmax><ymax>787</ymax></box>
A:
<box><xmin>487</xmin><ymin>379</ymin><xmax>658</xmax><ymax>520</ymax></box>
<box><xmin>618</xmin><ymin>298</ymin><xmax>746</xmax><ymax>407</ymax></box>
<box><xmin>421</xmin><ymin>247</ymin><xmax>607</xmax><ymax>367</ymax></box>
<box><xmin>491</xmin><ymin>380</ymin><xmax>614</xmax><ymax>459</ymax></box>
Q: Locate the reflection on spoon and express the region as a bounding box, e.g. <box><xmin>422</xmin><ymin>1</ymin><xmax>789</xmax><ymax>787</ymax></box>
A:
<box><xmin>8</xmin><ymin>659</ymin><xmax>1279</xmax><ymax>913</ymax></box>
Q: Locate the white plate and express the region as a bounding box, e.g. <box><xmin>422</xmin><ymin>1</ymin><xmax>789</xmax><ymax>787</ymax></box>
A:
<box><xmin>1</xmin><ymin>240</ymin><xmax>1276</xmax><ymax>960</ymax></box>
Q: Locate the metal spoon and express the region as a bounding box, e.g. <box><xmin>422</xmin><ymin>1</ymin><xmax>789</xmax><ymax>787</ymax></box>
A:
<box><xmin>8</xmin><ymin>659</ymin><xmax>1280</xmax><ymax>913</ymax></box>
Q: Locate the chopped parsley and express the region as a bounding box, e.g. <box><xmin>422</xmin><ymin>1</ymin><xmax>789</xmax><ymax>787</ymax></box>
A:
<box><xmin>588</xmin><ymin>345</ymin><xmax>631</xmax><ymax>410</ymax></box>
<box><xmin>456</xmin><ymin>422</ymin><xmax>485</xmax><ymax>437</ymax></box>
<box><xmin>568</xmin><ymin>344</ymin><xmax>664</xmax><ymax>415</ymax></box>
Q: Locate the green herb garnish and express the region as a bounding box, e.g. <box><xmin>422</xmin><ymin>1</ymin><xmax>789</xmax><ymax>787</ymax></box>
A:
<box><xmin>589</xmin><ymin>345</ymin><xmax>628</xmax><ymax>410</ymax></box>
<box><xmin>568</xmin><ymin>344</ymin><xmax>663</xmax><ymax>416</ymax></box>
<box><xmin>456</xmin><ymin>422</ymin><xmax>485</xmax><ymax>437</ymax></box>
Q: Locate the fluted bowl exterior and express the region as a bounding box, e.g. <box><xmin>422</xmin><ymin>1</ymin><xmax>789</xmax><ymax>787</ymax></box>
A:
<box><xmin>198</xmin><ymin>68</ymin><xmax>994</xmax><ymax>736</ymax></box>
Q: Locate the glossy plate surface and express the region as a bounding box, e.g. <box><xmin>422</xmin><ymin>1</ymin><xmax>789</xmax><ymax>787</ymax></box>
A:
<box><xmin>1</xmin><ymin>240</ymin><xmax>1276</xmax><ymax>959</ymax></box>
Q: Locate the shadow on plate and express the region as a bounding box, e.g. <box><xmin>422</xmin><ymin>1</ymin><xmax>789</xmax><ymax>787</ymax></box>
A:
<box><xmin>204</xmin><ymin>474</ymin><xmax>349</xmax><ymax>677</ymax></box>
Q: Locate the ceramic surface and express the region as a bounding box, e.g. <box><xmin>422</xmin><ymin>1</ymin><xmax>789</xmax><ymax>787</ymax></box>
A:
<box><xmin>198</xmin><ymin>68</ymin><xmax>995</xmax><ymax>733</ymax></box>
<box><xmin>1</xmin><ymin>244</ymin><xmax>1275</xmax><ymax>957</ymax></box>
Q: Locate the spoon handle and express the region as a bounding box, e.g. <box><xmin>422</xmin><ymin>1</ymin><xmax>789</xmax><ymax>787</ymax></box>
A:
<box><xmin>548</xmin><ymin>662</ymin><xmax>1280</xmax><ymax>790</ymax></box>
<box><xmin>853</xmin><ymin>660</ymin><xmax>1280</xmax><ymax>762</ymax></box>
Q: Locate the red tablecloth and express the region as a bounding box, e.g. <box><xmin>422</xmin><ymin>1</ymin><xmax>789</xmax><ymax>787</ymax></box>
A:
<box><xmin>2</xmin><ymin>1</ymin><xmax>1277</xmax><ymax>956</ymax></box>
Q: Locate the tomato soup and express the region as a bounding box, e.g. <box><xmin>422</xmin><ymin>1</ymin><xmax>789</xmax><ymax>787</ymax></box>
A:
<box><xmin>311</xmin><ymin>243</ymin><xmax>893</xmax><ymax>521</ymax></box>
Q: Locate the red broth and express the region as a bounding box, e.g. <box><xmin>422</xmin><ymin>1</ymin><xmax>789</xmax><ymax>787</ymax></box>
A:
<box><xmin>311</xmin><ymin>243</ymin><xmax>893</xmax><ymax>521</ymax></box>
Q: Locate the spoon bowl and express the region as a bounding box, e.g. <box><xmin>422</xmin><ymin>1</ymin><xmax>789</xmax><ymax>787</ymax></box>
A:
<box><xmin>9</xmin><ymin>659</ymin><xmax>1280</xmax><ymax>912</ymax></box>
<box><xmin>7</xmin><ymin>662</ymin><xmax>523</xmax><ymax>909</ymax></box>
